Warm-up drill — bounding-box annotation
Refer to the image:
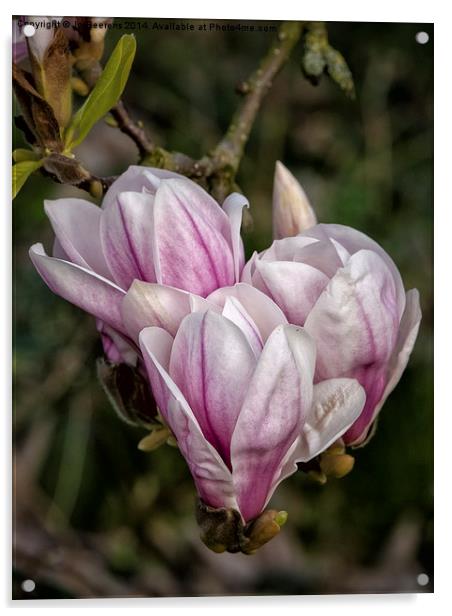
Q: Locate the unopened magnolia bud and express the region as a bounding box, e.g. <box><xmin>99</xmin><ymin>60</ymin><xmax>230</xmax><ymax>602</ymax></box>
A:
<box><xmin>272</xmin><ymin>161</ymin><xmax>317</xmax><ymax>239</ymax></box>
<box><xmin>320</xmin><ymin>452</ymin><xmax>355</xmax><ymax>479</ymax></box>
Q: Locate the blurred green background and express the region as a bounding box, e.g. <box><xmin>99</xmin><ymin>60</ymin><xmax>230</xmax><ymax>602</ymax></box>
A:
<box><xmin>13</xmin><ymin>19</ymin><xmax>433</xmax><ymax>598</ymax></box>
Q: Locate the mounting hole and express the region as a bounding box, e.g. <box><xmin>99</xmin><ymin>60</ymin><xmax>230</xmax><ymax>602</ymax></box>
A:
<box><xmin>21</xmin><ymin>579</ymin><xmax>36</xmax><ymax>593</ymax></box>
<box><xmin>415</xmin><ymin>31</ymin><xmax>429</xmax><ymax>45</ymax></box>
<box><xmin>417</xmin><ymin>573</ymin><xmax>429</xmax><ymax>587</ymax></box>
<box><xmin>23</xmin><ymin>24</ymin><xmax>36</xmax><ymax>37</ymax></box>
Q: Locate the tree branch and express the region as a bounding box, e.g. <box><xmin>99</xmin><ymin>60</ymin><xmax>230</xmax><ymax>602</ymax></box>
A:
<box><xmin>110</xmin><ymin>100</ymin><xmax>155</xmax><ymax>158</ymax></box>
<box><xmin>211</xmin><ymin>22</ymin><xmax>302</xmax><ymax>174</ymax></box>
<box><xmin>22</xmin><ymin>21</ymin><xmax>303</xmax><ymax>202</ymax></box>
<box><xmin>99</xmin><ymin>21</ymin><xmax>302</xmax><ymax>202</ymax></box>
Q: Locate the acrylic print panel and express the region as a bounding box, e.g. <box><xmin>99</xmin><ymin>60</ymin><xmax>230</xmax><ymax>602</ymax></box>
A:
<box><xmin>12</xmin><ymin>15</ymin><xmax>433</xmax><ymax>599</ymax></box>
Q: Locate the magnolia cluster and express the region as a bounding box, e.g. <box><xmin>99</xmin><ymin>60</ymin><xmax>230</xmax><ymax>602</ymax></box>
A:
<box><xmin>29</xmin><ymin>164</ymin><xmax>421</xmax><ymax>531</ymax></box>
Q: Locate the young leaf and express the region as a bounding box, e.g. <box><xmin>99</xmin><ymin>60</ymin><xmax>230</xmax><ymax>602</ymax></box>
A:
<box><xmin>64</xmin><ymin>34</ymin><xmax>136</xmax><ymax>149</ymax></box>
<box><xmin>12</xmin><ymin>148</ymin><xmax>40</xmax><ymax>163</ymax></box>
<box><xmin>12</xmin><ymin>159</ymin><xmax>43</xmax><ymax>199</ymax></box>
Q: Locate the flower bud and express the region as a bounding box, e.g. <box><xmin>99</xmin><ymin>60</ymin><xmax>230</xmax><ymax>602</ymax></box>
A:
<box><xmin>27</xmin><ymin>19</ymin><xmax>72</xmax><ymax>127</ymax></box>
<box><xmin>272</xmin><ymin>161</ymin><xmax>317</xmax><ymax>239</ymax></box>
<box><xmin>242</xmin><ymin>509</ymin><xmax>288</xmax><ymax>555</ymax></box>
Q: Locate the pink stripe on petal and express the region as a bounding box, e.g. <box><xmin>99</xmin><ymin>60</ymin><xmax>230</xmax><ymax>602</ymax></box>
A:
<box><xmin>102</xmin><ymin>166</ymin><xmax>182</xmax><ymax>210</ymax></box>
<box><xmin>231</xmin><ymin>325</ymin><xmax>315</xmax><ymax>522</ymax></box>
<box><xmin>100</xmin><ymin>191</ymin><xmax>156</xmax><ymax>289</ymax></box>
<box><xmin>139</xmin><ymin>327</ymin><xmax>238</xmax><ymax>511</ymax></box>
<box><xmin>308</xmin><ymin>224</ymin><xmax>406</xmax><ymax>320</ymax></box>
<box><xmin>153</xmin><ymin>180</ymin><xmax>235</xmax><ymax>296</ymax></box>
<box><xmin>344</xmin><ymin>288</ymin><xmax>421</xmax><ymax>446</ymax></box>
<box><xmin>169</xmin><ymin>311</ymin><xmax>256</xmax><ymax>468</ymax></box>
<box><xmin>305</xmin><ymin>250</ymin><xmax>399</xmax><ymax>381</ymax></box>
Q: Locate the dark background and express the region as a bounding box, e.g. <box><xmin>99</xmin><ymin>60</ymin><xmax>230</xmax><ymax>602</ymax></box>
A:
<box><xmin>13</xmin><ymin>18</ymin><xmax>433</xmax><ymax>598</ymax></box>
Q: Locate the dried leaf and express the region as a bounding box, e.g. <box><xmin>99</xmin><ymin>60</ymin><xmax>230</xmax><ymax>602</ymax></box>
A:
<box><xmin>42</xmin><ymin>153</ymin><xmax>90</xmax><ymax>185</ymax></box>
<box><xmin>12</xmin><ymin>63</ymin><xmax>63</xmax><ymax>150</ymax></box>
<box><xmin>97</xmin><ymin>358</ymin><xmax>158</xmax><ymax>428</ymax></box>
<box><xmin>40</xmin><ymin>28</ymin><xmax>72</xmax><ymax>127</ymax></box>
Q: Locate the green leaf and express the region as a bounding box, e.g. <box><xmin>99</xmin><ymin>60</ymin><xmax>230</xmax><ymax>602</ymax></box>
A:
<box><xmin>12</xmin><ymin>160</ymin><xmax>43</xmax><ymax>199</ymax></box>
<box><xmin>12</xmin><ymin>148</ymin><xmax>40</xmax><ymax>163</ymax></box>
<box><xmin>64</xmin><ymin>34</ymin><xmax>136</xmax><ymax>149</ymax></box>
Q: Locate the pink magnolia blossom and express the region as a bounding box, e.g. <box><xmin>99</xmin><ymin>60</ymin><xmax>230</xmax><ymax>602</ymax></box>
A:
<box><xmin>138</xmin><ymin>288</ymin><xmax>365</xmax><ymax>522</ymax></box>
<box><xmin>242</xmin><ymin>223</ymin><xmax>421</xmax><ymax>446</ymax></box>
<box><xmin>29</xmin><ymin>166</ymin><xmax>248</xmax><ymax>362</ymax></box>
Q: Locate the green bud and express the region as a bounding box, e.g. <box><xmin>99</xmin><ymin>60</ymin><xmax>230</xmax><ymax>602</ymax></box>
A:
<box><xmin>242</xmin><ymin>509</ymin><xmax>287</xmax><ymax>555</ymax></box>
<box><xmin>275</xmin><ymin>510</ymin><xmax>288</xmax><ymax>527</ymax></box>
<box><xmin>88</xmin><ymin>179</ymin><xmax>103</xmax><ymax>199</ymax></box>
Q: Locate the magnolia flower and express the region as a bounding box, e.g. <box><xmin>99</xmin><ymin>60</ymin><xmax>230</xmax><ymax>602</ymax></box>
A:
<box><xmin>242</xmin><ymin>223</ymin><xmax>421</xmax><ymax>445</ymax></box>
<box><xmin>30</xmin><ymin>166</ymin><xmax>248</xmax><ymax>362</ymax></box>
<box><xmin>272</xmin><ymin>161</ymin><xmax>317</xmax><ymax>239</ymax></box>
<box><xmin>139</xmin><ymin>289</ymin><xmax>365</xmax><ymax>523</ymax></box>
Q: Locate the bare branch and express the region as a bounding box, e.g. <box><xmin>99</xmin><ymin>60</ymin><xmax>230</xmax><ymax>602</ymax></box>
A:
<box><xmin>110</xmin><ymin>100</ymin><xmax>155</xmax><ymax>158</ymax></box>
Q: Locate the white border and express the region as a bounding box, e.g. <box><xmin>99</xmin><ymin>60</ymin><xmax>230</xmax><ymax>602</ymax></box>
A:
<box><xmin>3</xmin><ymin>0</ymin><xmax>449</xmax><ymax>613</ymax></box>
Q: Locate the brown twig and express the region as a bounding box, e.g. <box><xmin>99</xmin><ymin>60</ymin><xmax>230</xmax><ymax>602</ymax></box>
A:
<box><xmin>110</xmin><ymin>100</ymin><xmax>155</xmax><ymax>158</ymax></box>
<box><xmin>210</xmin><ymin>22</ymin><xmax>302</xmax><ymax>176</ymax></box>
